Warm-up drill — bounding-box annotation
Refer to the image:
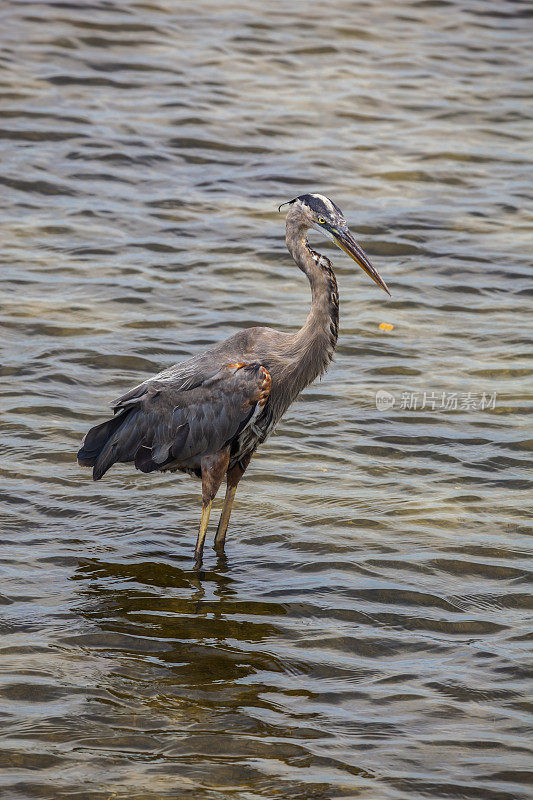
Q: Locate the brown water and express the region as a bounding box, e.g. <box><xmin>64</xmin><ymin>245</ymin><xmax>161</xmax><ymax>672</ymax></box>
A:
<box><xmin>1</xmin><ymin>1</ymin><xmax>532</xmax><ymax>799</ymax></box>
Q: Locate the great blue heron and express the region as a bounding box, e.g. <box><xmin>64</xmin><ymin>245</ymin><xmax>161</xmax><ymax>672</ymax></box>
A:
<box><xmin>77</xmin><ymin>193</ymin><xmax>390</xmax><ymax>567</ymax></box>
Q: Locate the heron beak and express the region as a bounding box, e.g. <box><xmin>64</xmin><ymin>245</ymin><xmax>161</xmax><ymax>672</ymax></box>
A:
<box><xmin>331</xmin><ymin>227</ymin><xmax>390</xmax><ymax>296</ymax></box>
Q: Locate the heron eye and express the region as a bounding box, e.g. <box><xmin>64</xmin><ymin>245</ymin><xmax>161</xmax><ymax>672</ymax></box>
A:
<box><xmin>318</xmin><ymin>216</ymin><xmax>326</xmax><ymax>224</ymax></box>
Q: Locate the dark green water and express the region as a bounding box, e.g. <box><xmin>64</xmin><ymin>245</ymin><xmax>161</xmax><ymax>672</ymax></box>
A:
<box><xmin>1</xmin><ymin>1</ymin><xmax>531</xmax><ymax>799</ymax></box>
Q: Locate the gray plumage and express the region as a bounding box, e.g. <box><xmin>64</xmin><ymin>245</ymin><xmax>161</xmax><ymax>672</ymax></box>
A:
<box><xmin>77</xmin><ymin>193</ymin><xmax>389</xmax><ymax>566</ymax></box>
<box><xmin>79</xmin><ymin>362</ymin><xmax>271</xmax><ymax>480</ymax></box>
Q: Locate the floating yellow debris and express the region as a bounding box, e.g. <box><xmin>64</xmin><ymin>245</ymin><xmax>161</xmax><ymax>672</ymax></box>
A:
<box><xmin>379</xmin><ymin>322</ymin><xmax>394</xmax><ymax>331</ymax></box>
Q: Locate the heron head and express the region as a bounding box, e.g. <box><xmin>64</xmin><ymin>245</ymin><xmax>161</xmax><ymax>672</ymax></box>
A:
<box><xmin>279</xmin><ymin>192</ymin><xmax>390</xmax><ymax>296</ymax></box>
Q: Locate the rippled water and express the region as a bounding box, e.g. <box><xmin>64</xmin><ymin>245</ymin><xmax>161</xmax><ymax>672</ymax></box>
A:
<box><xmin>1</xmin><ymin>1</ymin><xmax>532</xmax><ymax>798</ymax></box>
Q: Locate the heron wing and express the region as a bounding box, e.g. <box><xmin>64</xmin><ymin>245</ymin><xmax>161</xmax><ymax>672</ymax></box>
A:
<box><xmin>110</xmin><ymin>325</ymin><xmax>286</xmax><ymax>412</ymax></box>
<box><xmin>111</xmin><ymin>356</ymin><xmax>221</xmax><ymax>412</ymax></box>
<box><xmin>79</xmin><ymin>362</ymin><xmax>271</xmax><ymax>480</ymax></box>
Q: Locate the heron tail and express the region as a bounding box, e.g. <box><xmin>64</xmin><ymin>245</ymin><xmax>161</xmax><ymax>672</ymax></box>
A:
<box><xmin>77</xmin><ymin>409</ymin><xmax>133</xmax><ymax>481</ymax></box>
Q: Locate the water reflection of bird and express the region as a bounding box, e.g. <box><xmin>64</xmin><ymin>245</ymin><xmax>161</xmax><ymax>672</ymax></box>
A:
<box><xmin>77</xmin><ymin>194</ymin><xmax>390</xmax><ymax>567</ymax></box>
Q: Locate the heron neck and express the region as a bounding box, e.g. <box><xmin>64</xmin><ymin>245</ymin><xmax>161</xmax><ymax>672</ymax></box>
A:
<box><xmin>285</xmin><ymin>217</ymin><xmax>339</xmax><ymax>381</ymax></box>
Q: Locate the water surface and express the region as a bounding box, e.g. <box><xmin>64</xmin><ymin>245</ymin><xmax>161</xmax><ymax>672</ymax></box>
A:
<box><xmin>1</xmin><ymin>1</ymin><xmax>532</xmax><ymax>798</ymax></box>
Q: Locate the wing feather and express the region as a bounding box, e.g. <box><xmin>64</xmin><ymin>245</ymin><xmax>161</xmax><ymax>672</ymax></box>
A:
<box><xmin>80</xmin><ymin>362</ymin><xmax>271</xmax><ymax>480</ymax></box>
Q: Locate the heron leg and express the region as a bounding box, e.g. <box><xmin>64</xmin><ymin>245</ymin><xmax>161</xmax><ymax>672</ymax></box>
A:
<box><xmin>194</xmin><ymin>447</ymin><xmax>230</xmax><ymax>568</ymax></box>
<box><xmin>214</xmin><ymin>484</ymin><xmax>236</xmax><ymax>550</ymax></box>
<box><xmin>194</xmin><ymin>502</ymin><xmax>212</xmax><ymax>569</ymax></box>
<box><xmin>214</xmin><ymin>454</ymin><xmax>251</xmax><ymax>551</ymax></box>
